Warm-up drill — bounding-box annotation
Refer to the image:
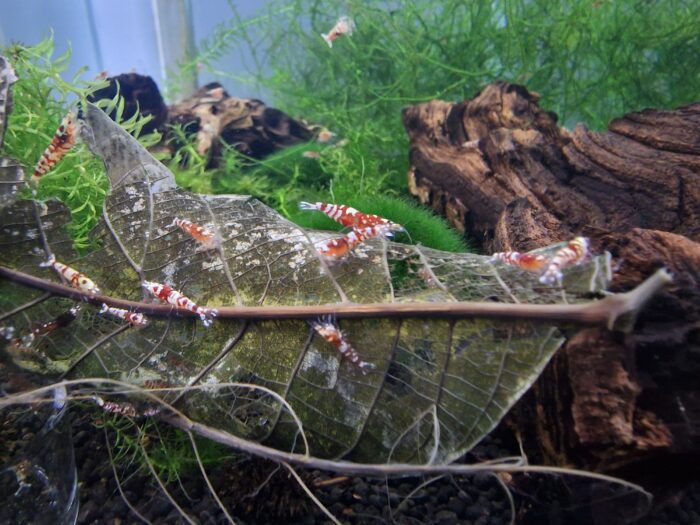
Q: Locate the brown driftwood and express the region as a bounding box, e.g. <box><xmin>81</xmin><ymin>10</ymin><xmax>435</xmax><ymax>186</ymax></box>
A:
<box><xmin>88</xmin><ymin>73</ymin><xmax>168</xmax><ymax>135</ymax></box>
<box><xmin>165</xmin><ymin>82</ymin><xmax>313</xmax><ymax>166</ymax></box>
<box><xmin>89</xmin><ymin>76</ymin><xmax>316</xmax><ymax>167</ymax></box>
<box><xmin>403</xmin><ymin>82</ymin><xmax>700</xmax><ymax>476</ymax></box>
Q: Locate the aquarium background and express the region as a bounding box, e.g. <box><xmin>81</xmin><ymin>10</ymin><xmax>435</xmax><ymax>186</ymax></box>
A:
<box><xmin>0</xmin><ymin>0</ymin><xmax>272</xmax><ymax>100</ymax></box>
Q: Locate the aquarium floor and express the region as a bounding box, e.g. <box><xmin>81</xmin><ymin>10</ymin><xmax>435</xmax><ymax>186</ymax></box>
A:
<box><xmin>52</xmin><ymin>408</ymin><xmax>700</xmax><ymax>524</ymax></box>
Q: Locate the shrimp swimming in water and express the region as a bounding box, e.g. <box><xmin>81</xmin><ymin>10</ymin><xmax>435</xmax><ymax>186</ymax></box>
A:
<box><xmin>40</xmin><ymin>255</ymin><xmax>101</xmax><ymax>295</ymax></box>
<box><xmin>317</xmin><ymin>224</ymin><xmax>393</xmax><ymax>257</ymax></box>
<box><xmin>168</xmin><ymin>218</ymin><xmax>217</xmax><ymax>250</ymax></box>
<box><xmin>311</xmin><ymin>317</ymin><xmax>375</xmax><ymax>372</ymax></box>
<box><xmin>99</xmin><ymin>303</ymin><xmax>149</xmax><ymax>327</ymax></box>
<box><xmin>6</xmin><ymin>305</ymin><xmax>81</xmax><ymax>357</ymax></box>
<box><xmin>489</xmin><ymin>251</ymin><xmax>549</xmax><ymax>272</ymax></box>
<box><xmin>142</xmin><ymin>280</ymin><xmax>217</xmax><ymax>328</ymax></box>
<box><xmin>321</xmin><ymin>16</ymin><xmax>355</xmax><ymax>48</ymax></box>
<box><xmin>32</xmin><ymin>112</ymin><xmax>77</xmax><ymax>184</ymax></box>
<box><xmin>540</xmin><ymin>237</ymin><xmax>591</xmax><ymax>285</ymax></box>
<box><xmin>299</xmin><ymin>201</ymin><xmax>405</xmax><ymax>233</ymax></box>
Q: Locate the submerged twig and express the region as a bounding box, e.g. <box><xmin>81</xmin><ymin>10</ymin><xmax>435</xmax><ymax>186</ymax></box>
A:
<box><xmin>0</xmin><ymin>265</ymin><xmax>672</xmax><ymax>330</ymax></box>
<box><xmin>282</xmin><ymin>462</ymin><xmax>342</xmax><ymax>525</ymax></box>
<box><xmin>103</xmin><ymin>426</ymin><xmax>154</xmax><ymax>525</ymax></box>
<box><xmin>186</xmin><ymin>430</ymin><xmax>237</xmax><ymax>525</ymax></box>
<box><xmin>1</xmin><ymin>378</ymin><xmax>653</xmax><ymax>515</ymax></box>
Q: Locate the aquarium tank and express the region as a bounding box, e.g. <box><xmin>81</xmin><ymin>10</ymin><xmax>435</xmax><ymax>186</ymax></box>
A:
<box><xmin>0</xmin><ymin>1</ymin><xmax>698</xmax><ymax>524</ymax></box>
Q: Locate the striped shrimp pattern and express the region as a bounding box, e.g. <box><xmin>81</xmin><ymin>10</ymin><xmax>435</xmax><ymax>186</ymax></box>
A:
<box><xmin>299</xmin><ymin>201</ymin><xmax>404</xmax><ymax>232</ymax></box>
<box><xmin>539</xmin><ymin>237</ymin><xmax>590</xmax><ymax>285</ymax></box>
<box><xmin>489</xmin><ymin>251</ymin><xmax>548</xmax><ymax>272</ymax></box>
<box><xmin>40</xmin><ymin>255</ymin><xmax>101</xmax><ymax>295</ymax></box>
<box><xmin>99</xmin><ymin>303</ymin><xmax>149</xmax><ymax>327</ymax></box>
<box><xmin>168</xmin><ymin>217</ymin><xmax>217</xmax><ymax>250</ymax></box>
<box><xmin>142</xmin><ymin>280</ymin><xmax>217</xmax><ymax>328</ymax></box>
<box><xmin>32</xmin><ymin>112</ymin><xmax>77</xmax><ymax>183</ymax></box>
<box><xmin>311</xmin><ymin>317</ymin><xmax>375</xmax><ymax>371</ymax></box>
<box><xmin>317</xmin><ymin>224</ymin><xmax>393</xmax><ymax>257</ymax></box>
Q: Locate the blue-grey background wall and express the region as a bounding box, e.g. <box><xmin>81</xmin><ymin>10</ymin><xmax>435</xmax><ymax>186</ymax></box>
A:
<box><xmin>0</xmin><ymin>0</ymin><xmax>271</xmax><ymax>101</ymax></box>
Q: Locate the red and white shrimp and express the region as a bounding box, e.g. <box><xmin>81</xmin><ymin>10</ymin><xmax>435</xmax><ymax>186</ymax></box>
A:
<box><xmin>141</xmin><ymin>280</ymin><xmax>217</xmax><ymax>327</ymax></box>
<box><xmin>300</xmin><ymin>201</ymin><xmax>404</xmax><ymax>233</ymax></box>
<box><xmin>489</xmin><ymin>251</ymin><xmax>548</xmax><ymax>272</ymax></box>
<box><xmin>93</xmin><ymin>396</ymin><xmax>161</xmax><ymax>418</ymax></box>
<box><xmin>317</xmin><ymin>224</ymin><xmax>393</xmax><ymax>257</ymax></box>
<box><xmin>99</xmin><ymin>303</ymin><xmax>149</xmax><ymax>327</ymax></box>
<box><xmin>321</xmin><ymin>16</ymin><xmax>355</xmax><ymax>48</ymax></box>
<box><xmin>540</xmin><ymin>237</ymin><xmax>591</xmax><ymax>285</ymax></box>
<box><xmin>8</xmin><ymin>305</ymin><xmax>81</xmax><ymax>352</ymax></box>
<box><xmin>31</xmin><ymin>112</ymin><xmax>77</xmax><ymax>184</ymax></box>
<box><xmin>311</xmin><ymin>317</ymin><xmax>375</xmax><ymax>371</ymax></box>
<box><xmin>168</xmin><ymin>217</ymin><xmax>217</xmax><ymax>250</ymax></box>
<box><xmin>40</xmin><ymin>255</ymin><xmax>101</xmax><ymax>295</ymax></box>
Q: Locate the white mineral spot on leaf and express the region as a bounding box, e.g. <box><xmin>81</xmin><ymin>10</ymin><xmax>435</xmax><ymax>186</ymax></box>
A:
<box><xmin>300</xmin><ymin>347</ymin><xmax>339</xmax><ymax>388</ymax></box>
<box><xmin>163</xmin><ymin>261</ymin><xmax>178</xmax><ymax>282</ymax></box>
<box><xmin>266</xmin><ymin>229</ymin><xmax>294</xmax><ymax>242</ymax></box>
<box><xmin>200</xmin><ymin>375</ymin><xmax>220</xmax><ymax>393</ymax></box>
<box><xmin>131</xmin><ymin>198</ymin><xmax>145</xmax><ymax>212</ymax></box>
<box><xmin>234</xmin><ymin>241</ymin><xmax>251</xmax><ymax>252</ymax></box>
<box><xmin>288</xmin><ymin>252</ymin><xmax>306</xmax><ymax>269</ymax></box>
<box><xmin>202</xmin><ymin>258</ymin><xmax>223</xmax><ymax>271</ymax></box>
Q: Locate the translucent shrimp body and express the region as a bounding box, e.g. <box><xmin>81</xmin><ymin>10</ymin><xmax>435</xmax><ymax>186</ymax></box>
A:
<box><xmin>311</xmin><ymin>317</ymin><xmax>374</xmax><ymax>371</ymax></box>
<box><xmin>540</xmin><ymin>237</ymin><xmax>590</xmax><ymax>285</ymax></box>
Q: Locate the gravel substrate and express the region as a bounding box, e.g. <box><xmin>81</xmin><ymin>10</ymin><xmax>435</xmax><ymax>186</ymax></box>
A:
<box><xmin>3</xmin><ymin>404</ymin><xmax>699</xmax><ymax>524</ymax></box>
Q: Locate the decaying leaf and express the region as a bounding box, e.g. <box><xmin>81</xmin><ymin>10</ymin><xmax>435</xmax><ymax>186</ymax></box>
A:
<box><xmin>0</xmin><ymin>65</ymin><xmax>667</xmax><ymax>464</ymax></box>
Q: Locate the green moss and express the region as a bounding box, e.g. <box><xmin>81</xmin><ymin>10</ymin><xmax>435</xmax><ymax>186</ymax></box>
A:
<box><xmin>97</xmin><ymin>414</ymin><xmax>234</xmax><ymax>484</ymax></box>
<box><xmin>289</xmin><ymin>193</ymin><xmax>469</xmax><ymax>253</ymax></box>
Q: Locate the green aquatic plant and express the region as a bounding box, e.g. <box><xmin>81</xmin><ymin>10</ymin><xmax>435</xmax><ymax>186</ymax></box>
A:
<box><xmin>189</xmin><ymin>0</ymin><xmax>700</xmax><ymax>200</ymax></box>
<box><xmin>1</xmin><ymin>39</ymin><xmax>159</xmax><ymax>249</ymax></box>
<box><xmin>96</xmin><ymin>412</ymin><xmax>234</xmax><ymax>485</ymax></box>
<box><xmin>289</xmin><ymin>193</ymin><xmax>469</xmax><ymax>253</ymax></box>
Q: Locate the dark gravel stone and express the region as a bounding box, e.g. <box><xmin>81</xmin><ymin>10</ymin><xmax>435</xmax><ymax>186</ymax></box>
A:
<box><xmin>148</xmin><ymin>496</ymin><xmax>172</xmax><ymax>518</ymax></box>
<box><xmin>447</xmin><ymin>496</ymin><xmax>466</xmax><ymax>516</ymax></box>
<box><xmin>353</xmin><ymin>482</ymin><xmax>369</xmax><ymax>500</ymax></box>
<box><xmin>458</xmin><ymin>489</ymin><xmax>474</xmax><ymax>505</ymax></box>
<box><xmin>368</xmin><ymin>493</ymin><xmax>384</xmax><ymax>508</ymax></box>
<box><xmin>327</xmin><ymin>486</ymin><xmax>343</xmax><ymax>503</ymax></box>
<box><xmin>434</xmin><ymin>509</ymin><xmax>459</xmax><ymax>525</ymax></box>
<box><xmin>77</xmin><ymin>500</ymin><xmax>99</xmax><ymax>523</ymax></box>
<box><xmin>473</xmin><ymin>472</ymin><xmax>494</xmax><ymax>490</ymax></box>
<box><xmin>465</xmin><ymin>504</ymin><xmax>488</xmax><ymax>520</ymax></box>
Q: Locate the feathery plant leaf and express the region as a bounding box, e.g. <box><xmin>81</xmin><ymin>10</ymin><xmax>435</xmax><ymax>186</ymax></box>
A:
<box><xmin>0</xmin><ymin>39</ymin><xmax>160</xmax><ymax>249</ymax></box>
<box><xmin>187</xmin><ymin>0</ymin><xmax>700</xmax><ymax>204</ymax></box>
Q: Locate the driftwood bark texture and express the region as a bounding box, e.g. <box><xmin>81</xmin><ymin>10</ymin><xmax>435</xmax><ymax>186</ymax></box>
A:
<box><xmin>403</xmin><ymin>82</ymin><xmax>700</xmax><ymax>476</ymax></box>
<box><xmin>166</xmin><ymin>82</ymin><xmax>313</xmax><ymax>166</ymax></box>
<box><xmin>89</xmin><ymin>74</ymin><xmax>315</xmax><ymax>167</ymax></box>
